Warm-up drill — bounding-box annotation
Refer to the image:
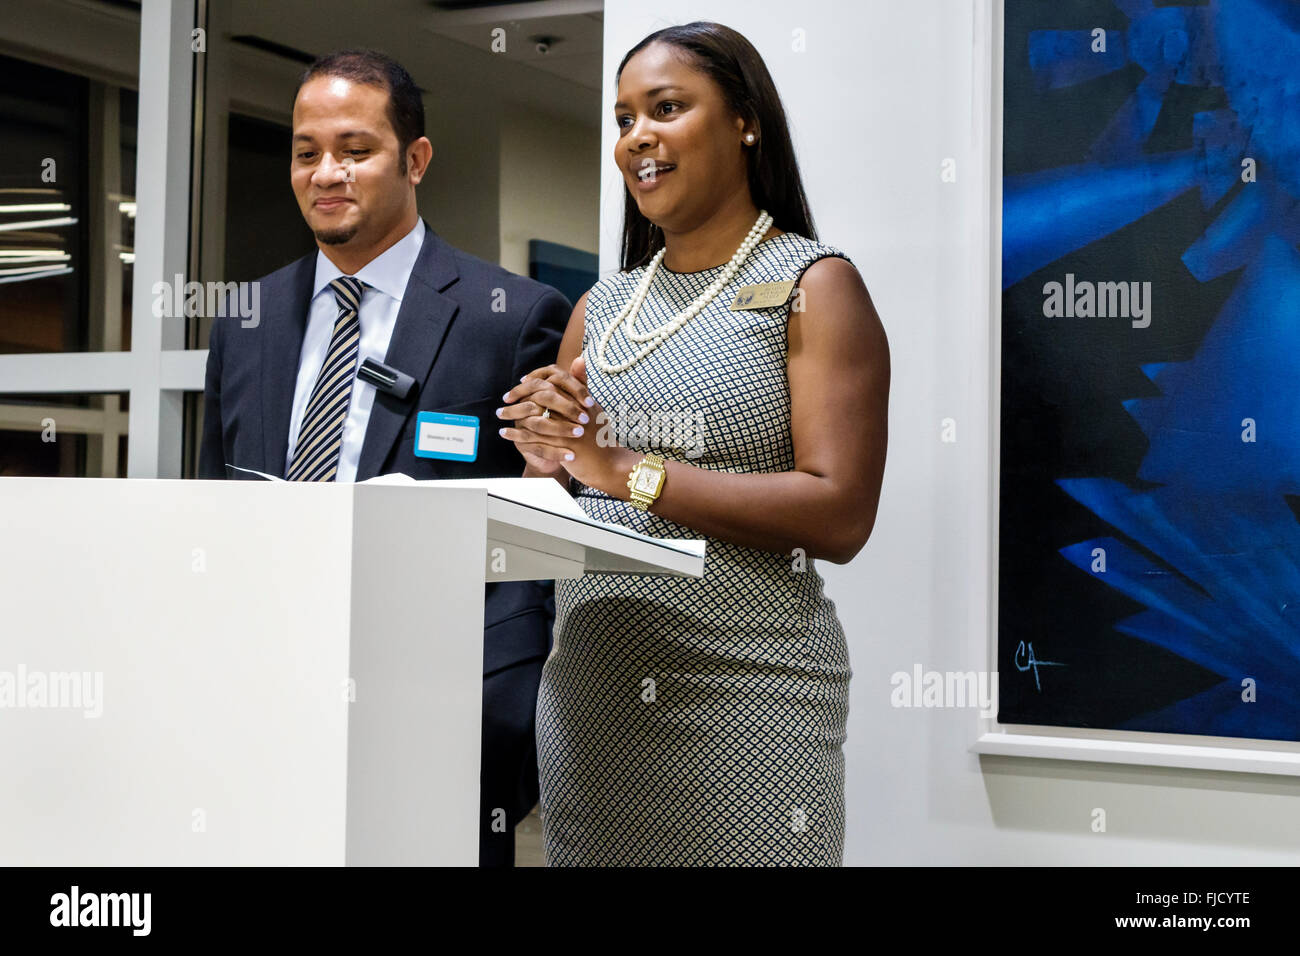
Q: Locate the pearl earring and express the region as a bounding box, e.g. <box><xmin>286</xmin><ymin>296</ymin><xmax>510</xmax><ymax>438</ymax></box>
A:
<box><xmin>744</xmin><ymin>133</ymin><xmax>756</xmax><ymax>144</ymax></box>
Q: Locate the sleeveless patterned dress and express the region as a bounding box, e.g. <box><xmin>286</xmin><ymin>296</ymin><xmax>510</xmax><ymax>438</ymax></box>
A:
<box><xmin>536</xmin><ymin>231</ymin><xmax>854</xmax><ymax>866</ymax></box>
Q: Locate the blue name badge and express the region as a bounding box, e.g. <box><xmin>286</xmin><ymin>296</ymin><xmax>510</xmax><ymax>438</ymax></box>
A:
<box><xmin>413</xmin><ymin>411</ymin><xmax>479</xmax><ymax>462</ymax></box>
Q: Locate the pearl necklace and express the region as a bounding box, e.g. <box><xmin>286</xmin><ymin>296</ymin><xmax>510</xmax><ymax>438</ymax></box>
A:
<box><xmin>593</xmin><ymin>210</ymin><xmax>774</xmax><ymax>374</ymax></box>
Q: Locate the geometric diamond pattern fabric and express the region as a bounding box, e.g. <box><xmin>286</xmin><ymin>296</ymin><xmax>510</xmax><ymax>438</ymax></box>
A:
<box><xmin>538</xmin><ymin>232</ymin><xmax>855</xmax><ymax>865</ymax></box>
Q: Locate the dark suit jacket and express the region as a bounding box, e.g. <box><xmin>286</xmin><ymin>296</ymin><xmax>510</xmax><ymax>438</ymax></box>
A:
<box><xmin>198</xmin><ymin>218</ymin><xmax>571</xmax><ymax>678</ymax></box>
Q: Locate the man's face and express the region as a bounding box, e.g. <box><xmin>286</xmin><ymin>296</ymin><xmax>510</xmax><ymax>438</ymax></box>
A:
<box><xmin>290</xmin><ymin>75</ymin><xmax>412</xmax><ymax>247</ymax></box>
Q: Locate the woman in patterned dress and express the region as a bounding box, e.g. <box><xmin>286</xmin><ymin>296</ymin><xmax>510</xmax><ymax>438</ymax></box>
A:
<box><xmin>497</xmin><ymin>21</ymin><xmax>889</xmax><ymax>865</ymax></box>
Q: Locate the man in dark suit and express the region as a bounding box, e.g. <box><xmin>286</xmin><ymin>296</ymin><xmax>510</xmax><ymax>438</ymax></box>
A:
<box><xmin>198</xmin><ymin>49</ymin><xmax>570</xmax><ymax>866</ymax></box>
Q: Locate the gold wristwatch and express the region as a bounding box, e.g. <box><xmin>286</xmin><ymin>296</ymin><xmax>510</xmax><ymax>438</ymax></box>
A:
<box><xmin>626</xmin><ymin>452</ymin><xmax>667</xmax><ymax>511</ymax></box>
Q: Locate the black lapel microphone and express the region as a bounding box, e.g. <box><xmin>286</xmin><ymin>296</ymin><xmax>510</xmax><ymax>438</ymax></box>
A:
<box><xmin>357</xmin><ymin>357</ymin><xmax>417</xmax><ymax>401</ymax></box>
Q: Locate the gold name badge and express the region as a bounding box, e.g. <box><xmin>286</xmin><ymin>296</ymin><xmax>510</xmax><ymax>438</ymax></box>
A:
<box><xmin>728</xmin><ymin>279</ymin><xmax>796</xmax><ymax>311</ymax></box>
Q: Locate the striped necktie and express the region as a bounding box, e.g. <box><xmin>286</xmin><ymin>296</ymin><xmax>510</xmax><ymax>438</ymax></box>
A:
<box><xmin>286</xmin><ymin>275</ymin><xmax>366</xmax><ymax>481</ymax></box>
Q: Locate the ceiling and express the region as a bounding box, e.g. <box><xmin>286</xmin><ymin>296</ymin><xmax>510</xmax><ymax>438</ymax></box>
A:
<box><xmin>226</xmin><ymin>0</ymin><xmax>605</xmax><ymax>126</ymax></box>
<box><xmin>426</xmin><ymin>0</ymin><xmax>604</xmax><ymax>92</ymax></box>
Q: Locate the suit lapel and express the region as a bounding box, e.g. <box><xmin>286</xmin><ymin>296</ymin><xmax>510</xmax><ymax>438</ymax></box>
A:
<box><xmin>354</xmin><ymin>220</ymin><xmax>460</xmax><ymax>481</ymax></box>
<box><xmin>261</xmin><ymin>256</ymin><xmax>317</xmax><ymax>477</ymax></box>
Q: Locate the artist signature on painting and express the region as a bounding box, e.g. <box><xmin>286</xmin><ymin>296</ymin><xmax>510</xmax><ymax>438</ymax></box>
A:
<box><xmin>1015</xmin><ymin>641</ymin><xmax>1065</xmax><ymax>692</ymax></box>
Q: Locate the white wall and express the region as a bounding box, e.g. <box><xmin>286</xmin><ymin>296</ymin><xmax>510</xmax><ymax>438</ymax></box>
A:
<box><xmin>418</xmin><ymin>92</ymin><xmax>502</xmax><ymax>263</ymax></box>
<box><xmin>602</xmin><ymin>0</ymin><xmax>1300</xmax><ymax>864</ymax></box>
<box><xmin>499</xmin><ymin>106</ymin><xmax>601</xmax><ymax>278</ymax></box>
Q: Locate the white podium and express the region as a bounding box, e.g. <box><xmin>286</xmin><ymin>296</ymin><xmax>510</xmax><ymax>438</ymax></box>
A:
<box><xmin>0</xmin><ymin>476</ymin><xmax>703</xmax><ymax>866</ymax></box>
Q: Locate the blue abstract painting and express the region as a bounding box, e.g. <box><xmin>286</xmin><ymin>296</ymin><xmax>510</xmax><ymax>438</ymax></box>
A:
<box><xmin>998</xmin><ymin>0</ymin><xmax>1300</xmax><ymax>740</ymax></box>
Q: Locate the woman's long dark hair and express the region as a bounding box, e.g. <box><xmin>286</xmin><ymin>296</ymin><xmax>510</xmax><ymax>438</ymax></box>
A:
<box><xmin>616</xmin><ymin>21</ymin><xmax>818</xmax><ymax>271</ymax></box>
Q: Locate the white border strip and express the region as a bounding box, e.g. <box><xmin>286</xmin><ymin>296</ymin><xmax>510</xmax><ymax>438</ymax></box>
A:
<box><xmin>0</xmin><ymin>352</ymin><xmax>134</xmax><ymax>392</ymax></box>
<box><xmin>0</xmin><ymin>349</ymin><xmax>204</xmax><ymax>399</ymax></box>
<box><xmin>159</xmin><ymin>348</ymin><xmax>208</xmax><ymax>390</ymax></box>
<box><xmin>126</xmin><ymin>0</ymin><xmax>194</xmax><ymax>477</ymax></box>
<box><xmin>973</xmin><ymin>731</ymin><xmax>1300</xmax><ymax>776</ymax></box>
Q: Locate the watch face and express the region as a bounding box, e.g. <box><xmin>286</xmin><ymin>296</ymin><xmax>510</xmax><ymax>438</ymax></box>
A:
<box><xmin>634</xmin><ymin>467</ymin><xmax>660</xmax><ymax>494</ymax></box>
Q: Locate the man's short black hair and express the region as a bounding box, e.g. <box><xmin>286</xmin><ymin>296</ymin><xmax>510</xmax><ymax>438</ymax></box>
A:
<box><xmin>295</xmin><ymin>49</ymin><xmax>424</xmax><ymax>174</ymax></box>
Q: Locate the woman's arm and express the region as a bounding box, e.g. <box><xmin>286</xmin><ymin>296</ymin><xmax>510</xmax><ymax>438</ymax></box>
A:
<box><xmin>633</xmin><ymin>258</ymin><xmax>888</xmax><ymax>562</ymax></box>
<box><xmin>514</xmin><ymin>290</ymin><xmax>589</xmax><ymax>493</ymax></box>
<box><xmin>502</xmin><ymin>259</ymin><xmax>890</xmax><ymax>564</ymax></box>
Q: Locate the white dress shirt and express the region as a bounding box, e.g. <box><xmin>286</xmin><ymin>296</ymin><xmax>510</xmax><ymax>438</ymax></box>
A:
<box><xmin>284</xmin><ymin>217</ymin><xmax>425</xmax><ymax>483</ymax></box>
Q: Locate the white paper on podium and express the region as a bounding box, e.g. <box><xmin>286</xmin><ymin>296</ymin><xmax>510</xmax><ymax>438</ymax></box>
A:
<box><xmin>362</xmin><ymin>473</ymin><xmax>585</xmax><ymax>518</ymax></box>
<box><xmin>226</xmin><ymin>463</ymin><xmax>285</xmax><ymax>480</ymax></box>
<box><xmin>362</xmin><ymin>473</ymin><xmax>705</xmax><ymax>560</ymax></box>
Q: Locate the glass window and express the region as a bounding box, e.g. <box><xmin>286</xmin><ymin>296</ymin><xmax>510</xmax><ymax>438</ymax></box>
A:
<box><xmin>0</xmin><ymin>51</ymin><xmax>137</xmax><ymax>354</ymax></box>
<box><xmin>223</xmin><ymin>112</ymin><xmax>315</xmax><ymax>283</ymax></box>
<box><xmin>0</xmin><ymin>392</ymin><xmax>129</xmax><ymax>477</ymax></box>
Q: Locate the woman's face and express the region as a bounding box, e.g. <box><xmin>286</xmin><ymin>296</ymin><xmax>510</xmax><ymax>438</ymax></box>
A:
<box><xmin>614</xmin><ymin>42</ymin><xmax>750</xmax><ymax>233</ymax></box>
